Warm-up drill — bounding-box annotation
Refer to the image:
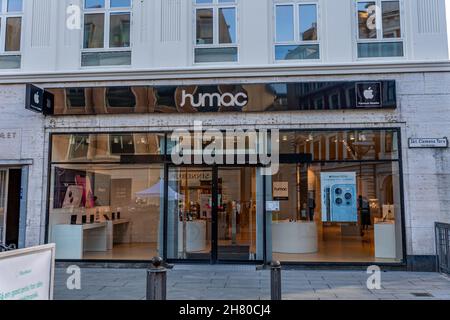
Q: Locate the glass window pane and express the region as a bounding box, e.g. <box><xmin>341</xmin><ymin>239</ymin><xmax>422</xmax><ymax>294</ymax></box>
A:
<box><xmin>358</xmin><ymin>41</ymin><xmax>404</xmax><ymax>58</ymax></box>
<box><xmin>219</xmin><ymin>8</ymin><xmax>236</xmax><ymax>44</ymax></box>
<box><xmin>0</xmin><ymin>55</ymin><xmax>20</xmax><ymax>69</ymax></box>
<box><xmin>81</xmin><ymin>51</ymin><xmax>131</xmax><ymax>66</ymax></box>
<box><xmin>275</xmin><ymin>44</ymin><xmax>319</xmax><ymax>60</ymax></box>
<box><xmin>276</xmin><ymin>5</ymin><xmax>294</xmax><ymax>42</ymax></box>
<box><xmin>49</xmin><ymin>163</ymin><xmax>164</xmax><ymax>261</ymax></box>
<box><xmin>7</xmin><ymin>0</ymin><xmax>22</xmax><ymax>12</ymax></box>
<box><xmin>196</xmin><ymin>9</ymin><xmax>213</xmax><ymax>44</ymax></box>
<box><xmin>270</xmin><ymin>160</ymin><xmax>403</xmax><ymax>263</ymax></box>
<box><xmin>5</xmin><ymin>17</ymin><xmax>21</xmax><ymax>51</ymax></box>
<box><xmin>382</xmin><ymin>1</ymin><xmax>401</xmax><ymax>38</ymax></box>
<box><xmin>299</xmin><ymin>4</ymin><xmax>317</xmax><ymax>41</ymax></box>
<box><xmin>85</xmin><ymin>0</ymin><xmax>105</xmax><ymax>9</ymax></box>
<box><xmin>196</xmin><ymin>0</ymin><xmax>213</xmax><ymax>4</ymax></box>
<box><xmin>109</xmin><ymin>13</ymin><xmax>130</xmax><ymax>47</ymax></box>
<box><xmin>51</xmin><ymin>134</ymin><xmax>165</xmax><ymax>162</ymax></box>
<box><xmin>195</xmin><ymin>47</ymin><xmax>238</xmax><ymax>63</ymax></box>
<box><xmin>84</xmin><ymin>13</ymin><xmax>105</xmax><ymax>48</ymax></box>
<box><xmin>358</xmin><ymin>2</ymin><xmax>377</xmax><ymax>39</ymax></box>
<box><xmin>110</xmin><ymin>0</ymin><xmax>131</xmax><ymax>8</ymax></box>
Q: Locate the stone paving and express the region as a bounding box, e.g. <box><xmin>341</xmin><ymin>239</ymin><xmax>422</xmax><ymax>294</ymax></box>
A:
<box><xmin>54</xmin><ymin>265</ymin><xmax>450</xmax><ymax>300</ymax></box>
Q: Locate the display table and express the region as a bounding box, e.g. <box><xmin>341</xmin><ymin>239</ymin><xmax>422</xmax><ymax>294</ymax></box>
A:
<box><xmin>272</xmin><ymin>221</ymin><xmax>318</xmax><ymax>254</ymax></box>
<box><xmin>52</xmin><ymin>222</ymin><xmax>108</xmax><ymax>259</ymax></box>
<box><xmin>374</xmin><ymin>222</ymin><xmax>396</xmax><ymax>259</ymax></box>
<box><xmin>106</xmin><ymin>219</ymin><xmax>131</xmax><ymax>250</ymax></box>
<box><xmin>178</xmin><ymin>220</ymin><xmax>207</xmax><ymax>253</ymax></box>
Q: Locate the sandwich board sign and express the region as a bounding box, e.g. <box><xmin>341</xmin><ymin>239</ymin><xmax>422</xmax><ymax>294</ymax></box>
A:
<box><xmin>0</xmin><ymin>244</ymin><xmax>55</xmax><ymax>300</ymax></box>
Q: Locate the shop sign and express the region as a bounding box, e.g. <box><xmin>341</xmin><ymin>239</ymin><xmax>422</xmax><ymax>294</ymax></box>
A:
<box><xmin>356</xmin><ymin>82</ymin><xmax>382</xmax><ymax>107</ymax></box>
<box><xmin>25</xmin><ymin>84</ymin><xmax>54</xmax><ymax>115</ymax></box>
<box><xmin>408</xmin><ymin>138</ymin><xmax>448</xmax><ymax>149</ymax></box>
<box><xmin>0</xmin><ymin>129</ymin><xmax>21</xmax><ymax>160</ymax></box>
<box><xmin>273</xmin><ymin>182</ymin><xmax>289</xmax><ymax>201</ymax></box>
<box><xmin>0</xmin><ymin>244</ymin><xmax>55</xmax><ymax>300</ymax></box>
<box><xmin>48</xmin><ymin>80</ymin><xmax>397</xmax><ymax>116</ymax></box>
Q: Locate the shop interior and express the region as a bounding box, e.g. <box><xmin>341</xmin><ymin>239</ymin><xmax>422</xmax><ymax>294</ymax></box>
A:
<box><xmin>271</xmin><ymin>130</ymin><xmax>403</xmax><ymax>263</ymax></box>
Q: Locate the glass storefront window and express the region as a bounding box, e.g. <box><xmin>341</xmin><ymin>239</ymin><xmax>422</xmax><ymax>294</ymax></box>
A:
<box><xmin>269</xmin><ymin>128</ymin><xmax>403</xmax><ymax>263</ymax></box>
<box><xmin>49</xmin><ymin>163</ymin><xmax>164</xmax><ymax>260</ymax></box>
<box><xmin>48</xmin><ymin>129</ymin><xmax>403</xmax><ymax>264</ymax></box>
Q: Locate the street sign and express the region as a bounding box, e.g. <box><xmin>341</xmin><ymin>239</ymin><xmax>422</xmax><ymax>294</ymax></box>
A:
<box><xmin>408</xmin><ymin>138</ymin><xmax>448</xmax><ymax>149</ymax></box>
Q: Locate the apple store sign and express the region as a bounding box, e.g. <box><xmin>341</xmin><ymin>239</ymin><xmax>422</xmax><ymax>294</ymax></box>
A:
<box><xmin>356</xmin><ymin>82</ymin><xmax>382</xmax><ymax>107</ymax></box>
<box><xmin>25</xmin><ymin>84</ymin><xmax>54</xmax><ymax>115</ymax></box>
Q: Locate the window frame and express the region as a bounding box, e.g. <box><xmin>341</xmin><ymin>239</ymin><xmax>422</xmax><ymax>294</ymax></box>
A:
<box><xmin>0</xmin><ymin>0</ymin><xmax>23</xmax><ymax>56</ymax></box>
<box><xmin>193</xmin><ymin>0</ymin><xmax>239</xmax><ymax>65</ymax></box>
<box><xmin>273</xmin><ymin>1</ymin><xmax>321</xmax><ymax>63</ymax></box>
<box><xmin>354</xmin><ymin>0</ymin><xmax>406</xmax><ymax>60</ymax></box>
<box><xmin>81</xmin><ymin>0</ymin><xmax>133</xmax><ymax>54</ymax></box>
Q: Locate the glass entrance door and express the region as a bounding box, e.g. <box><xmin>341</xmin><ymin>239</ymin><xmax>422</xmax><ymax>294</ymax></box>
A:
<box><xmin>0</xmin><ymin>169</ymin><xmax>8</xmax><ymax>244</ymax></box>
<box><xmin>217</xmin><ymin>167</ymin><xmax>257</xmax><ymax>261</ymax></box>
<box><xmin>167</xmin><ymin>166</ymin><xmax>260</xmax><ymax>263</ymax></box>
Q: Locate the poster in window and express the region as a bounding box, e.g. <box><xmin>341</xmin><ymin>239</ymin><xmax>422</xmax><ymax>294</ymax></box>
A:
<box><xmin>321</xmin><ymin>172</ymin><xmax>357</xmax><ymax>222</ymax></box>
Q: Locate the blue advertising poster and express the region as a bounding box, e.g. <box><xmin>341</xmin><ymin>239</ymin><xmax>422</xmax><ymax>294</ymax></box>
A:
<box><xmin>321</xmin><ymin>172</ymin><xmax>357</xmax><ymax>223</ymax></box>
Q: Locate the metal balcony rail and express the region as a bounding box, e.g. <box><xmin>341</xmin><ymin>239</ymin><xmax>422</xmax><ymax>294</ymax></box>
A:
<box><xmin>435</xmin><ymin>222</ymin><xmax>450</xmax><ymax>275</ymax></box>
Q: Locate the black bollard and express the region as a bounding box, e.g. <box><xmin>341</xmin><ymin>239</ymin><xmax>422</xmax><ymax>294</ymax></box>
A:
<box><xmin>270</xmin><ymin>261</ymin><xmax>282</xmax><ymax>300</ymax></box>
<box><xmin>146</xmin><ymin>257</ymin><xmax>167</xmax><ymax>300</ymax></box>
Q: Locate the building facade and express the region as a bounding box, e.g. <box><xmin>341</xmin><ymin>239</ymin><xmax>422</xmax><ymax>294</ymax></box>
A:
<box><xmin>0</xmin><ymin>0</ymin><xmax>449</xmax><ymax>270</ymax></box>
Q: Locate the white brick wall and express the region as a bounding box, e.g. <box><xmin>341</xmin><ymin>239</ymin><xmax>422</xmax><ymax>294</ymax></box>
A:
<box><xmin>0</xmin><ymin>70</ymin><xmax>449</xmax><ymax>258</ymax></box>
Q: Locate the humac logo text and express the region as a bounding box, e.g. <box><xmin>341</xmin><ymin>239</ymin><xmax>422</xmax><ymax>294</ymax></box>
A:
<box><xmin>181</xmin><ymin>90</ymin><xmax>248</xmax><ymax>109</ymax></box>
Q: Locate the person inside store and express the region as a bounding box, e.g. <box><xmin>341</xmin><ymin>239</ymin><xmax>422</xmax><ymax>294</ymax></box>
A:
<box><xmin>307</xmin><ymin>197</ymin><xmax>316</xmax><ymax>221</ymax></box>
<box><xmin>358</xmin><ymin>195</ymin><xmax>371</xmax><ymax>237</ymax></box>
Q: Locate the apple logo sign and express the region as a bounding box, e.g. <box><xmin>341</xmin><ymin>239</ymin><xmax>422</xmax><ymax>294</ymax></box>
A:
<box><xmin>33</xmin><ymin>91</ymin><xmax>40</xmax><ymax>105</ymax></box>
<box><xmin>363</xmin><ymin>87</ymin><xmax>374</xmax><ymax>100</ymax></box>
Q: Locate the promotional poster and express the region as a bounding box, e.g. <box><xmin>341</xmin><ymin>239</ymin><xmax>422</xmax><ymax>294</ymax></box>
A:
<box><xmin>321</xmin><ymin>172</ymin><xmax>357</xmax><ymax>223</ymax></box>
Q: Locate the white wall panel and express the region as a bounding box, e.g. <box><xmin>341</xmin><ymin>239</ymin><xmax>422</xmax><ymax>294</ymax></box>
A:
<box><xmin>411</xmin><ymin>0</ymin><xmax>449</xmax><ymax>60</ymax></box>
<box><xmin>22</xmin><ymin>0</ymin><xmax>58</xmax><ymax>71</ymax></box>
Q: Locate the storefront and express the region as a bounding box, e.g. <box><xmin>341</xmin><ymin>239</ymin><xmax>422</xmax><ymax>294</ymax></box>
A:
<box><xmin>44</xmin><ymin>80</ymin><xmax>405</xmax><ymax>266</ymax></box>
<box><xmin>0</xmin><ymin>129</ymin><xmax>29</xmax><ymax>249</ymax></box>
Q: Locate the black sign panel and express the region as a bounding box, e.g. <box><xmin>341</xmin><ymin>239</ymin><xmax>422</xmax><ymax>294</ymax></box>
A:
<box><xmin>47</xmin><ymin>80</ymin><xmax>397</xmax><ymax>116</ymax></box>
<box><xmin>25</xmin><ymin>84</ymin><xmax>44</xmax><ymax>113</ymax></box>
<box><xmin>356</xmin><ymin>82</ymin><xmax>382</xmax><ymax>107</ymax></box>
<box><xmin>43</xmin><ymin>90</ymin><xmax>55</xmax><ymax>115</ymax></box>
<box><xmin>26</xmin><ymin>84</ymin><xmax>55</xmax><ymax>115</ymax></box>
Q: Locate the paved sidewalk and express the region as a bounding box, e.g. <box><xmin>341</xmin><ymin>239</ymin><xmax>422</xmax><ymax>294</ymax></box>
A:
<box><xmin>54</xmin><ymin>265</ymin><xmax>450</xmax><ymax>300</ymax></box>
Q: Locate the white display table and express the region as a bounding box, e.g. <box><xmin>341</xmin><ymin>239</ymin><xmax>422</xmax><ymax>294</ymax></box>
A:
<box><xmin>106</xmin><ymin>219</ymin><xmax>131</xmax><ymax>250</ymax></box>
<box><xmin>178</xmin><ymin>220</ymin><xmax>207</xmax><ymax>253</ymax></box>
<box><xmin>52</xmin><ymin>222</ymin><xmax>108</xmax><ymax>260</ymax></box>
<box><xmin>272</xmin><ymin>221</ymin><xmax>318</xmax><ymax>254</ymax></box>
<box><xmin>374</xmin><ymin>222</ymin><xmax>396</xmax><ymax>259</ymax></box>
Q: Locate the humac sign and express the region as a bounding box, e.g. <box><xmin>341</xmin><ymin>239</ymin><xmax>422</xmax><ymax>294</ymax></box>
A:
<box><xmin>181</xmin><ymin>90</ymin><xmax>248</xmax><ymax>109</ymax></box>
<box><xmin>46</xmin><ymin>80</ymin><xmax>397</xmax><ymax>115</ymax></box>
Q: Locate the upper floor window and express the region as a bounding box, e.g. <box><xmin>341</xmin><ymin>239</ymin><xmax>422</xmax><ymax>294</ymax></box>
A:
<box><xmin>356</xmin><ymin>0</ymin><xmax>404</xmax><ymax>58</ymax></box>
<box><xmin>274</xmin><ymin>2</ymin><xmax>319</xmax><ymax>61</ymax></box>
<box><xmin>194</xmin><ymin>0</ymin><xmax>238</xmax><ymax>63</ymax></box>
<box><xmin>0</xmin><ymin>0</ymin><xmax>22</xmax><ymax>69</ymax></box>
<box><xmin>82</xmin><ymin>0</ymin><xmax>132</xmax><ymax>67</ymax></box>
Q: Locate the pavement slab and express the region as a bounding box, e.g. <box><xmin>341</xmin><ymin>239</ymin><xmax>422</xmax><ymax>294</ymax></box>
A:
<box><xmin>54</xmin><ymin>265</ymin><xmax>450</xmax><ymax>300</ymax></box>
